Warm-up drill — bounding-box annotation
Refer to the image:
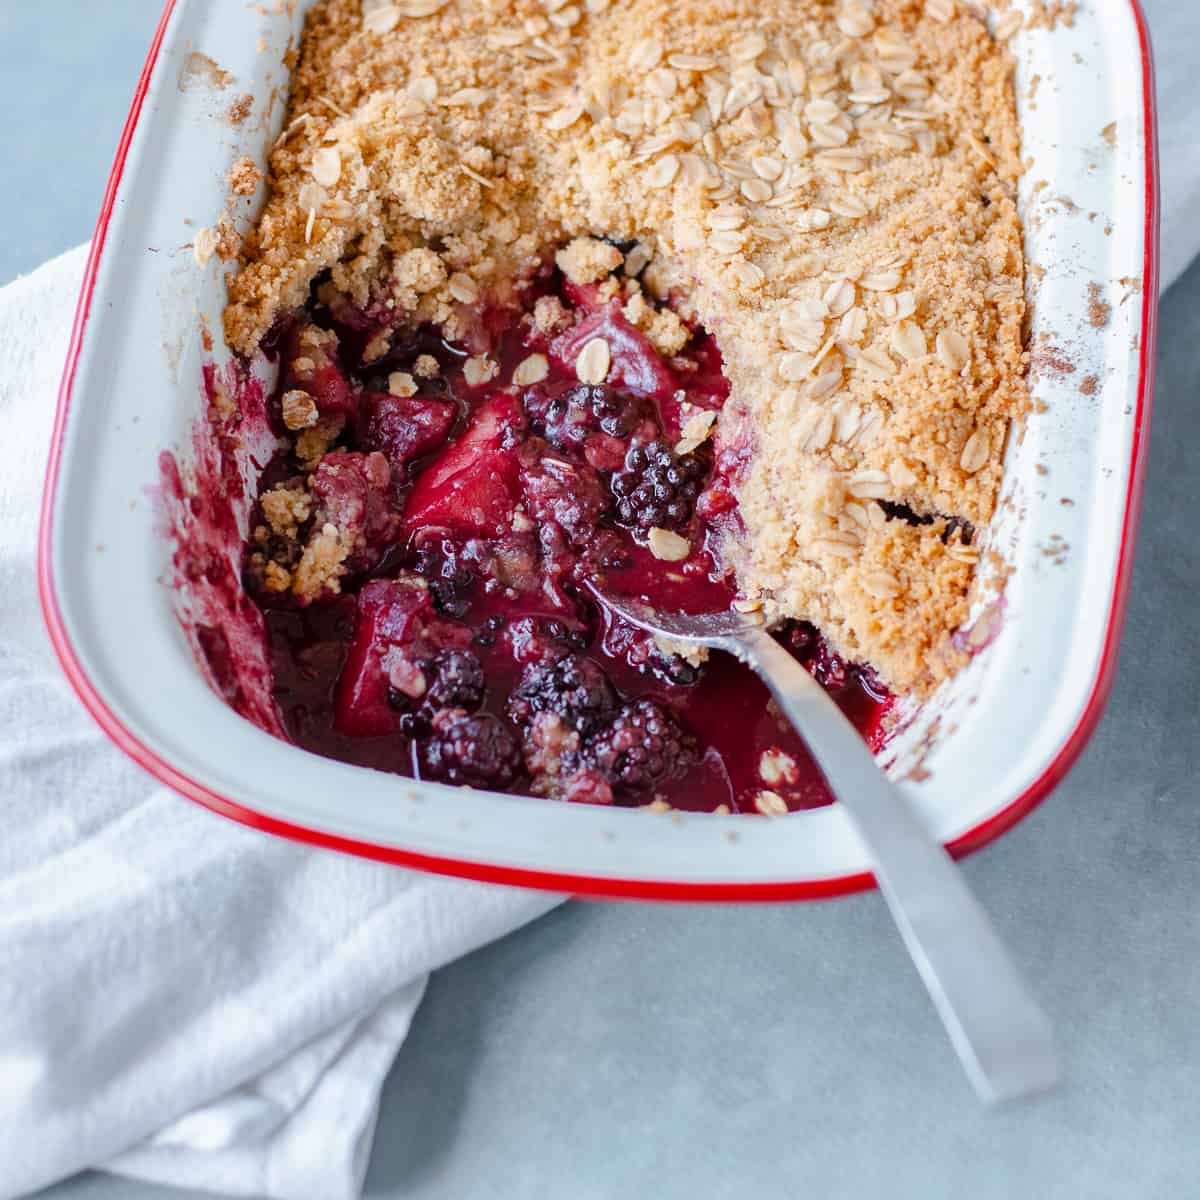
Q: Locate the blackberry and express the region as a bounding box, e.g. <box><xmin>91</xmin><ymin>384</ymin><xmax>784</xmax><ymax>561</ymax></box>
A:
<box><xmin>398</xmin><ymin>709</ymin><xmax>432</xmax><ymax>738</ymax></box>
<box><xmin>779</xmin><ymin>622</ymin><xmax>851</xmax><ymax>691</ymax></box>
<box><xmin>520</xmin><ymin>455</ymin><xmax>610</xmax><ymax>548</ymax></box>
<box><xmin>541</xmin><ymin>619</ymin><xmax>589</xmax><ymax>651</ymax></box>
<box><xmin>586</xmin><ymin>699</ymin><xmax>697</xmax><ymax>794</ymax></box>
<box><xmin>419</xmin><ymin>710</ymin><xmax>521</xmax><ymax>789</ymax></box>
<box><xmin>524</xmin><ymin>383</ymin><xmax>646</xmax><ymax>451</ymax></box>
<box><xmin>424</xmin><ymin>649</ymin><xmax>486</xmax><ymax>711</ymax></box>
<box><xmin>473</xmin><ymin>614</ymin><xmax>506</xmax><ymax>649</ymax></box>
<box><xmin>413</xmin><ymin>543</ymin><xmax>475</xmax><ymax>618</ymax></box>
<box><xmin>507</xmin><ymin>653</ymin><xmax>619</xmax><ymax>739</ymax></box>
<box><xmin>430</xmin><ymin>567</ymin><xmax>475</xmax><ymax>618</ymax></box>
<box><xmin>611</xmin><ymin>440</ymin><xmax>707</xmax><ymax>533</ymax></box>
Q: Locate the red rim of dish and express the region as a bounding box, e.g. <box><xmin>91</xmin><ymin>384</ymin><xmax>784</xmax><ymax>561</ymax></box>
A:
<box><xmin>37</xmin><ymin>0</ymin><xmax>1161</xmax><ymax>902</ymax></box>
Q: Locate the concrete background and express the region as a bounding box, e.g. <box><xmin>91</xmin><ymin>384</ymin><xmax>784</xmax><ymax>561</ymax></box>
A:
<box><xmin>11</xmin><ymin>3</ymin><xmax>1199</xmax><ymax>1198</ymax></box>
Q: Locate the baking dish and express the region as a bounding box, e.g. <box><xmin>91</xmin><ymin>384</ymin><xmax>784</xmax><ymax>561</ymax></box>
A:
<box><xmin>38</xmin><ymin>0</ymin><xmax>1159</xmax><ymax>899</ymax></box>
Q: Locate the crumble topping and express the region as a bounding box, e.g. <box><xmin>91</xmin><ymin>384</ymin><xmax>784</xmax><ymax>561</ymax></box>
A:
<box><xmin>622</xmin><ymin>288</ymin><xmax>691</xmax><ymax>356</ymax></box>
<box><xmin>225</xmin><ymin>0</ymin><xmax>1028</xmax><ymax>691</ymax></box>
<box><xmin>293</xmin><ymin>523</ymin><xmax>352</xmax><ymax>601</ymax></box>
<box><xmin>260</xmin><ymin>482</ymin><xmax>313</xmax><ymax>538</ymax></box>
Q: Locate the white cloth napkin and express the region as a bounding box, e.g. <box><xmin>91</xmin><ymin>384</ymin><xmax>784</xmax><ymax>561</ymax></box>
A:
<box><xmin>2</xmin><ymin>4</ymin><xmax>1197</xmax><ymax>1194</ymax></box>
<box><xmin>0</xmin><ymin>244</ymin><xmax>561</xmax><ymax>1197</ymax></box>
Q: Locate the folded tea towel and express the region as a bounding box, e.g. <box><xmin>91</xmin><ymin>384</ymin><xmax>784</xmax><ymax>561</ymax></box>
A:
<box><xmin>0</xmin><ymin>249</ymin><xmax>560</xmax><ymax>1200</ymax></box>
<box><xmin>1</xmin><ymin>2</ymin><xmax>1197</xmax><ymax>1194</ymax></box>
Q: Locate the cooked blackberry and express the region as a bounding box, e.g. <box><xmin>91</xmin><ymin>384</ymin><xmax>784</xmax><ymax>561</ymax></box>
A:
<box><xmin>523</xmin><ymin>383</ymin><xmax>647</xmax><ymax>451</ymax></box>
<box><xmin>419</xmin><ymin>710</ymin><xmax>521</xmax><ymax>789</ymax></box>
<box><xmin>413</xmin><ymin>542</ymin><xmax>476</xmax><ymax>618</ymax></box>
<box><xmin>610</xmin><ymin>439</ymin><xmax>707</xmax><ymax>534</ymax></box>
<box><xmin>424</xmin><ymin>649</ymin><xmax>486</xmax><ymax>711</ymax></box>
<box><xmin>520</xmin><ymin>454</ymin><xmax>610</xmax><ymax>548</ymax></box>
<box><xmin>473</xmin><ymin>614</ymin><xmax>506</xmax><ymax>649</ymax></box>
<box><xmin>507</xmin><ymin>653</ymin><xmax>619</xmax><ymax>739</ymax></box>
<box><xmin>398</xmin><ymin>709</ymin><xmax>432</xmax><ymax>737</ymax></box>
<box><xmin>586</xmin><ymin>699</ymin><xmax>696</xmax><ymax>794</ymax></box>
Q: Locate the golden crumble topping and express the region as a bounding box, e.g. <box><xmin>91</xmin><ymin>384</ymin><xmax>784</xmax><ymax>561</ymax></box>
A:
<box><xmin>260</xmin><ymin>482</ymin><xmax>313</xmax><ymax>538</ymax></box>
<box><xmin>556</xmin><ymin>235</ymin><xmax>625</xmax><ymax>285</ymax></box>
<box><xmin>225</xmin><ymin>0</ymin><xmax>1028</xmax><ymax>692</ymax></box>
<box><xmin>293</xmin><ymin>522</ymin><xmax>352</xmax><ymax>601</ymax></box>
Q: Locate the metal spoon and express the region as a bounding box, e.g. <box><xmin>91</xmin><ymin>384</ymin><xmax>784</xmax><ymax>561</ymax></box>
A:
<box><xmin>593</xmin><ymin>586</ymin><xmax>1061</xmax><ymax>1103</ymax></box>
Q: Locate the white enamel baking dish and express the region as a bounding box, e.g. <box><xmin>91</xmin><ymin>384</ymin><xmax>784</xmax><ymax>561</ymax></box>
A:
<box><xmin>39</xmin><ymin>0</ymin><xmax>1159</xmax><ymax>899</ymax></box>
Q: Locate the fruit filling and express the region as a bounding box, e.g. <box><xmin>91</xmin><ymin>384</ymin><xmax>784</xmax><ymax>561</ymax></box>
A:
<box><xmin>242</xmin><ymin>244</ymin><xmax>891</xmax><ymax>813</ymax></box>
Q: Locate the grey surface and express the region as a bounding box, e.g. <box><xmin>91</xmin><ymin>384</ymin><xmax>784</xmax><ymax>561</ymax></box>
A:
<box><xmin>0</xmin><ymin>6</ymin><xmax>158</xmax><ymax>281</ymax></box>
<box><xmin>16</xmin><ymin>4</ymin><xmax>1200</xmax><ymax>1199</ymax></box>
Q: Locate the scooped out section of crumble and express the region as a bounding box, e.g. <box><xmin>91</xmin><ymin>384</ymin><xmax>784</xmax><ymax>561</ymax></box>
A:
<box><xmin>241</xmin><ymin>246</ymin><xmax>891</xmax><ymax>812</ymax></box>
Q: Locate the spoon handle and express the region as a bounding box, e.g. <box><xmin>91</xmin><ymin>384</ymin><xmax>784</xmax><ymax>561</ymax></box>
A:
<box><xmin>740</xmin><ymin>626</ymin><xmax>1061</xmax><ymax>1103</ymax></box>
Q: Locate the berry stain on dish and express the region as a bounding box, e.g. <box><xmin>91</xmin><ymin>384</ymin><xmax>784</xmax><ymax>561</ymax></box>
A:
<box><xmin>230</xmin><ymin>262</ymin><xmax>892</xmax><ymax>813</ymax></box>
